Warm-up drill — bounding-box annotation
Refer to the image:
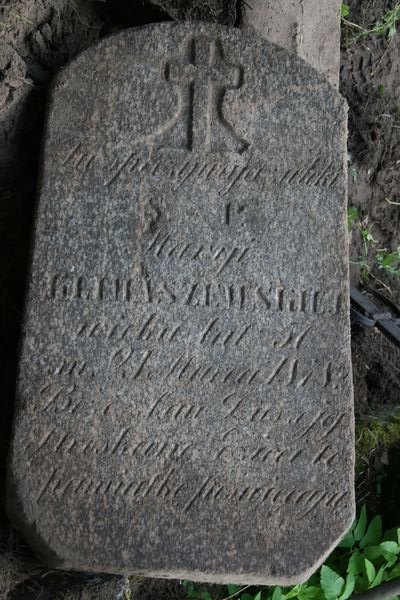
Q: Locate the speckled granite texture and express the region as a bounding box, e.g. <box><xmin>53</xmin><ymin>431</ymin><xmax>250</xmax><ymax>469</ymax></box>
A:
<box><xmin>7</xmin><ymin>22</ymin><xmax>354</xmax><ymax>585</ymax></box>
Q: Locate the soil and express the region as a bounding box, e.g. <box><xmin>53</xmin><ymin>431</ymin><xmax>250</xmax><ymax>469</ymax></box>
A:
<box><xmin>0</xmin><ymin>0</ymin><xmax>399</xmax><ymax>597</ymax></box>
<box><xmin>341</xmin><ymin>0</ymin><xmax>400</xmax><ymax>522</ymax></box>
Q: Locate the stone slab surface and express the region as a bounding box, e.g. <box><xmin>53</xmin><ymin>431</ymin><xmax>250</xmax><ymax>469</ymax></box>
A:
<box><xmin>7</xmin><ymin>22</ymin><xmax>354</xmax><ymax>584</ymax></box>
<box><xmin>241</xmin><ymin>0</ymin><xmax>342</xmax><ymax>88</ymax></box>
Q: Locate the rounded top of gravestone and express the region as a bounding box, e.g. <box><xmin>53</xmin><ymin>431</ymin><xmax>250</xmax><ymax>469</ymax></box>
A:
<box><xmin>47</xmin><ymin>22</ymin><xmax>346</xmax><ymax>164</ymax></box>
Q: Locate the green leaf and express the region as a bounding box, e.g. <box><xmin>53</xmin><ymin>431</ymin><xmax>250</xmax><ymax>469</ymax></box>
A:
<box><xmin>320</xmin><ymin>565</ymin><xmax>345</xmax><ymax>600</ymax></box>
<box><xmin>364</xmin><ymin>558</ymin><xmax>376</xmax><ymax>584</ymax></box>
<box><xmin>397</xmin><ymin>528</ymin><xmax>400</xmax><ymax>545</ymax></box>
<box><xmin>254</xmin><ymin>593</ymin><xmax>262</xmax><ymax>600</ymax></box>
<box><xmin>202</xmin><ymin>593</ymin><xmax>213</xmax><ymax>600</ymax></box>
<box><xmin>380</xmin><ymin>541</ymin><xmax>400</xmax><ymax>555</ymax></box>
<box><xmin>271</xmin><ymin>588</ymin><xmax>283</xmax><ymax>600</ymax></box>
<box><xmin>376</xmin><ymin>248</ymin><xmax>400</xmax><ymax>275</ymax></box>
<box><xmin>360</xmin><ymin>516</ymin><xmax>382</xmax><ymax>548</ymax></box>
<box><xmin>285</xmin><ymin>588</ymin><xmax>302</xmax><ymax>599</ymax></box>
<box><xmin>347</xmin><ymin>550</ymin><xmax>364</xmax><ymax>576</ymax></box>
<box><xmin>301</xmin><ymin>586</ymin><xmax>321</xmax><ymax>599</ymax></box>
<box><xmin>354</xmin><ymin>506</ymin><xmax>368</xmax><ymax>541</ymax></box>
<box><xmin>361</xmin><ymin>228</ymin><xmax>376</xmax><ymax>244</ymax></box>
<box><xmin>363</xmin><ymin>545</ymin><xmax>383</xmax><ymax>561</ymax></box>
<box><xmin>378</xmin><ymin>84</ymin><xmax>385</xmax><ymax>95</ymax></box>
<box><xmin>228</xmin><ymin>585</ymin><xmax>242</xmax><ymax>595</ymax></box>
<box><xmin>341</xmin><ymin>3</ymin><xmax>350</xmax><ymax>17</ymax></box>
<box><xmin>339</xmin><ymin>573</ymin><xmax>355</xmax><ymax>600</ymax></box>
<box><xmin>372</xmin><ymin>564</ymin><xmax>387</xmax><ymax>588</ymax></box>
<box><xmin>387</xmin><ymin>564</ymin><xmax>400</xmax><ymax>579</ymax></box>
<box><xmin>383</xmin><ymin>552</ymin><xmax>397</xmax><ymax>567</ymax></box>
<box><xmin>339</xmin><ymin>531</ymin><xmax>354</xmax><ymax>548</ymax></box>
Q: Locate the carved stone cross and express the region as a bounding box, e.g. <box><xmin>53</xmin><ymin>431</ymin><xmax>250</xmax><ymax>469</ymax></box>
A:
<box><xmin>161</xmin><ymin>35</ymin><xmax>248</xmax><ymax>153</ymax></box>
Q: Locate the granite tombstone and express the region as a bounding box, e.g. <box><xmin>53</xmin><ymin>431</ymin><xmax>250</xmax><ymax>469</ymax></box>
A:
<box><xmin>8</xmin><ymin>22</ymin><xmax>354</xmax><ymax>584</ymax></box>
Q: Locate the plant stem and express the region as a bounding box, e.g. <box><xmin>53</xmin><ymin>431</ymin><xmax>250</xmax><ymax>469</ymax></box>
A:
<box><xmin>341</xmin><ymin>17</ymin><xmax>369</xmax><ymax>32</ymax></box>
<box><xmin>222</xmin><ymin>585</ymin><xmax>251</xmax><ymax>600</ymax></box>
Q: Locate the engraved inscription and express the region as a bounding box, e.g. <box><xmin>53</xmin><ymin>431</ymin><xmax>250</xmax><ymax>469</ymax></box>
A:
<box><xmin>48</xmin><ymin>273</ymin><xmax>344</xmax><ymax>315</ymax></box>
<box><xmin>35</xmin><ymin>466</ymin><xmax>350</xmax><ymax>524</ymax></box>
<box><xmin>62</xmin><ymin>141</ymin><xmax>341</xmax><ymax>192</ymax></box>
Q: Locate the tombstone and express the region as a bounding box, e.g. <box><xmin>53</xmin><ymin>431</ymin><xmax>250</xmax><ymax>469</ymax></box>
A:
<box><xmin>7</xmin><ymin>22</ymin><xmax>354</xmax><ymax>585</ymax></box>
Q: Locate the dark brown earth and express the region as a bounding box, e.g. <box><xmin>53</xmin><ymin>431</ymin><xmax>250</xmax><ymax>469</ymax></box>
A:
<box><xmin>0</xmin><ymin>0</ymin><xmax>399</xmax><ymax>597</ymax></box>
<box><xmin>341</xmin><ymin>0</ymin><xmax>400</xmax><ymax>524</ymax></box>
